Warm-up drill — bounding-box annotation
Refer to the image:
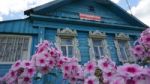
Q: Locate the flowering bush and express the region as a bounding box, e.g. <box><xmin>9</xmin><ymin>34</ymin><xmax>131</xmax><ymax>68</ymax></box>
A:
<box><xmin>132</xmin><ymin>28</ymin><xmax>150</xmax><ymax>65</ymax></box>
<box><xmin>0</xmin><ymin>28</ymin><xmax>150</xmax><ymax>84</ymax></box>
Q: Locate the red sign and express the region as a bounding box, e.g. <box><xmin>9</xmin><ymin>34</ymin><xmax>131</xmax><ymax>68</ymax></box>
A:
<box><xmin>79</xmin><ymin>13</ymin><xmax>101</xmax><ymax>21</ymax></box>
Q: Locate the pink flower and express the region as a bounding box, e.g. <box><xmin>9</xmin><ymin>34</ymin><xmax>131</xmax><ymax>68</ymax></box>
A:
<box><xmin>49</xmin><ymin>49</ymin><xmax>55</xmax><ymax>57</ymax></box>
<box><xmin>110</xmin><ymin>76</ymin><xmax>125</xmax><ymax>84</ymax></box>
<box><xmin>141</xmin><ymin>28</ymin><xmax>150</xmax><ymax>36</ymax></box>
<box><xmin>69</xmin><ymin>76</ymin><xmax>77</xmax><ymax>84</ymax></box>
<box><xmin>19</xmin><ymin>76</ymin><xmax>32</xmax><ymax>84</ymax></box>
<box><xmin>143</xmin><ymin>68</ymin><xmax>150</xmax><ymax>77</ymax></box>
<box><xmin>22</xmin><ymin>60</ymin><xmax>34</xmax><ymax>68</ymax></box>
<box><xmin>63</xmin><ymin>72</ymin><xmax>70</xmax><ymax>79</ymax></box>
<box><xmin>84</xmin><ymin>60</ymin><xmax>96</xmax><ymax>74</ymax></box>
<box><xmin>25</xmin><ymin>67</ymin><xmax>36</xmax><ymax>77</ymax></box>
<box><xmin>60</xmin><ymin>56</ymin><xmax>71</xmax><ymax>62</ymax></box>
<box><xmin>57</xmin><ymin>59</ymin><xmax>64</xmax><ymax>68</ymax></box>
<box><xmin>31</xmin><ymin>54</ymin><xmax>38</xmax><ymax>64</ymax></box>
<box><xmin>55</xmin><ymin>49</ymin><xmax>62</xmax><ymax>57</ymax></box>
<box><xmin>98</xmin><ymin>57</ymin><xmax>116</xmax><ymax>72</ymax></box>
<box><xmin>63</xmin><ymin>64</ymin><xmax>71</xmax><ymax>72</ymax></box>
<box><xmin>36</xmin><ymin>41</ymin><xmax>50</xmax><ymax>53</ymax></box>
<box><xmin>84</xmin><ymin>76</ymin><xmax>99</xmax><ymax>84</ymax></box>
<box><xmin>40</xmin><ymin>66</ymin><xmax>50</xmax><ymax>74</ymax></box>
<box><xmin>126</xmin><ymin>78</ymin><xmax>137</xmax><ymax>84</ymax></box>
<box><xmin>3</xmin><ymin>70</ymin><xmax>17</xmax><ymax>84</ymax></box>
<box><xmin>132</xmin><ymin>45</ymin><xmax>145</xmax><ymax>56</ymax></box>
<box><xmin>48</xmin><ymin>57</ymin><xmax>55</xmax><ymax>69</ymax></box>
<box><xmin>75</xmin><ymin>69</ymin><xmax>84</xmax><ymax>79</ymax></box>
<box><xmin>11</xmin><ymin>60</ymin><xmax>22</xmax><ymax>71</ymax></box>
<box><xmin>70</xmin><ymin>63</ymin><xmax>78</xmax><ymax>71</ymax></box>
<box><xmin>44</xmin><ymin>53</ymin><xmax>50</xmax><ymax>58</ymax></box>
<box><xmin>70</xmin><ymin>57</ymin><xmax>78</xmax><ymax>63</ymax></box>
<box><xmin>117</xmin><ymin>64</ymin><xmax>143</xmax><ymax>77</ymax></box>
<box><xmin>36</xmin><ymin>56</ymin><xmax>47</xmax><ymax>67</ymax></box>
<box><xmin>103</xmin><ymin>71</ymin><xmax>116</xmax><ymax>81</ymax></box>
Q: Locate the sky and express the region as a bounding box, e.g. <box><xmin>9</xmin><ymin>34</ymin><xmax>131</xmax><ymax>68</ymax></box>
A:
<box><xmin>0</xmin><ymin>0</ymin><xmax>149</xmax><ymax>26</ymax></box>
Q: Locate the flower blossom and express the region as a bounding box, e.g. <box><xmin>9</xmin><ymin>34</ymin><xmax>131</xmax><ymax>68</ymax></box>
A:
<box><xmin>11</xmin><ymin>60</ymin><xmax>22</xmax><ymax>71</ymax></box>
<box><xmin>98</xmin><ymin>57</ymin><xmax>116</xmax><ymax>72</ymax></box>
<box><xmin>117</xmin><ymin>64</ymin><xmax>143</xmax><ymax>77</ymax></box>
<box><xmin>84</xmin><ymin>60</ymin><xmax>96</xmax><ymax>74</ymax></box>
<box><xmin>84</xmin><ymin>76</ymin><xmax>99</xmax><ymax>84</ymax></box>
<box><xmin>110</xmin><ymin>76</ymin><xmax>125</xmax><ymax>84</ymax></box>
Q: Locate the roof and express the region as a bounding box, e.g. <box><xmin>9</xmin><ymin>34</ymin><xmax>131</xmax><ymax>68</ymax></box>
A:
<box><xmin>0</xmin><ymin>18</ymin><xmax>38</xmax><ymax>34</ymax></box>
<box><xmin>24</xmin><ymin>0</ymin><xmax>148</xmax><ymax>28</ymax></box>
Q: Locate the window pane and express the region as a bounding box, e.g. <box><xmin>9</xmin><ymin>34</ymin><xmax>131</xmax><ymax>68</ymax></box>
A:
<box><xmin>61</xmin><ymin>38</ymin><xmax>73</xmax><ymax>57</ymax></box>
<box><xmin>93</xmin><ymin>39</ymin><xmax>102</xmax><ymax>46</ymax></box>
<box><xmin>120</xmin><ymin>47</ymin><xmax>128</xmax><ymax>60</ymax></box>
<box><xmin>23</xmin><ymin>38</ymin><xmax>29</xmax><ymax>50</ymax></box>
<box><xmin>99</xmin><ymin>47</ymin><xmax>104</xmax><ymax>57</ymax></box>
<box><xmin>93</xmin><ymin>39</ymin><xmax>104</xmax><ymax>59</ymax></box>
<box><xmin>61</xmin><ymin>46</ymin><xmax>67</xmax><ymax>56</ymax></box>
<box><xmin>61</xmin><ymin>38</ymin><xmax>72</xmax><ymax>45</ymax></box>
<box><xmin>118</xmin><ymin>40</ymin><xmax>128</xmax><ymax>60</ymax></box>
<box><xmin>94</xmin><ymin>47</ymin><xmax>100</xmax><ymax>59</ymax></box>
<box><xmin>68</xmin><ymin>46</ymin><xmax>73</xmax><ymax>57</ymax></box>
<box><xmin>0</xmin><ymin>35</ymin><xmax>30</xmax><ymax>63</ymax></box>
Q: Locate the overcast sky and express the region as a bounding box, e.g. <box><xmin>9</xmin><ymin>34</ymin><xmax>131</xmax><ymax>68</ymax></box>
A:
<box><xmin>0</xmin><ymin>0</ymin><xmax>149</xmax><ymax>26</ymax></box>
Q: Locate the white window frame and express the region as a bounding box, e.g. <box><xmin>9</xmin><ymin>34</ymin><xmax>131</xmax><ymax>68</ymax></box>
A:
<box><xmin>56</xmin><ymin>28</ymin><xmax>81</xmax><ymax>61</ymax></box>
<box><xmin>0</xmin><ymin>35</ymin><xmax>32</xmax><ymax>64</ymax></box>
<box><xmin>88</xmin><ymin>30</ymin><xmax>110</xmax><ymax>60</ymax></box>
<box><xmin>92</xmin><ymin>39</ymin><xmax>104</xmax><ymax>59</ymax></box>
<box><xmin>60</xmin><ymin>38</ymin><xmax>74</xmax><ymax>57</ymax></box>
<box><xmin>114</xmin><ymin>33</ymin><xmax>134</xmax><ymax>63</ymax></box>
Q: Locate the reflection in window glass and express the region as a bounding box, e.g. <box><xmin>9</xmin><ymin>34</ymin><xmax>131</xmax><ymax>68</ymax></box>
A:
<box><xmin>93</xmin><ymin>39</ymin><xmax>104</xmax><ymax>59</ymax></box>
<box><xmin>118</xmin><ymin>40</ymin><xmax>128</xmax><ymax>61</ymax></box>
<box><xmin>61</xmin><ymin>38</ymin><xmax>73</xmax><ymax>57</ymax></box>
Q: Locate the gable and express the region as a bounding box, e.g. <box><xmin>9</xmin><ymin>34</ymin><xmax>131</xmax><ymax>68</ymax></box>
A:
<box><xmin>25</xmin><ymin>0</ymin><xmax>148</xmax><ymax>28</ymax></box>
<box><xmin>47</xmin><ymin>0</ymin><xmax>131</xmax><ymax>25</ymax></box>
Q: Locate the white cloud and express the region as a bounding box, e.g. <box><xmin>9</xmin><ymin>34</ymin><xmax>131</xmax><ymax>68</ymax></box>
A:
<box><xmin>0</xmin><ymin>0</ymin><xmax>53</xmax><ymax>20</ymax></box>
<box><xmin>0</xmin><ymin>16</ymin><xmax>3</xmax><ymax>21</ymax></box>
<box><xmin>130</xmin><ymin>0</ymin><xmax>150</xmax><ymax>26</ymax></box>
<box><xmin>111</xmin><ymin>0</ymin><xmax>120</xmax><ymax>3</ymax></box>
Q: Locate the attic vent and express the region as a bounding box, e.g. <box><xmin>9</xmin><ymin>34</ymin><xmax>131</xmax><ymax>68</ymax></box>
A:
<box><xmin>88</xmin><ymin>6</ymin><xmax>95</xmax><ymax>12</ymax></box>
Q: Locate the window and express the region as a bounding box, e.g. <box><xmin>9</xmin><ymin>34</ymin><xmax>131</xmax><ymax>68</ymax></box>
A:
<box><xmin>92</xmin><ymin>39</ymin><xmax>104</xmax><ymax>59</ymax></box>
<box><xmin>0</xmin><ymin>35</ymin><xmax>32</xmax><ymax>63</ymax></box>
<box><xmin>114</xmin><ymin>33</ymin><xmax>134</xmax><ymax>63</ymax></box>
<box><xmin>61</xmin><ymin>38</ymin><xmax>73</xmax><ymax>57</ymax></box>
<box><xmin>56</xmin><ymin>28</ymin><xmax>81</xmax><ymax>61</ymax></box>
<box><xmin>118</xmin><ymin>40</ymin><xmax>129</xmax><ymax>61</ymax></box>
<box><xmin>89</xmin><ymin>31</ymin><xmax>110</xmax><ymax>60</ymax></box>
<box><xmin>88</xmin><ymin>5</ymin><xmax>95</xmax><ymax>12</ymax></box>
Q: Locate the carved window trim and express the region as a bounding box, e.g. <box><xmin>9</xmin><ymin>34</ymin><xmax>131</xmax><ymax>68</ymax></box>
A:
<box><xmin>55</xmin><ymin>28</ymin><xmax>81</xmax><ymax>61</ymax></box>
<box><xmin>114</xmin><ymin>33</ymin><xmax>134</xmax><ymax>63</ymax></box>
<box><xmin>88</xmin><ymin>30</ymin><xmax>110</xmax><ymax>60</ymax></box>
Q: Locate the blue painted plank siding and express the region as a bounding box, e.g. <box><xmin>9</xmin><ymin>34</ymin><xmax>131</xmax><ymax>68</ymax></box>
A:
<box><xmin>45</xmin><ymin>28</ymin><xmax>57</xmax><ymax>42</ymax></box>
<box><xmin>33</xmin><ymin>21</ymin><xmax>142</xmax><ymax>36</ymax></box>
<box><xmin>106</xmin><ymin>34</ymin><xmax>120</xmax><ymax>64</ymax></box>
<box><xmin>78</xmin><ymin>31</ymin><xmax>90</xmax><ymax>64</ymax></box>
<box><xmin>31</xmin><ymin>35</ymin><xmax>39</xmax><ymax>55</ymax></box>
<box><xmin>0</xmin><ymin>64</ymin><xmax>11</xmax><ymax>77</ymax></box>
<box><xmin>0</xmin><ymin>19</ymin><xmax>38</xmax><ymax>34</ymax></box>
